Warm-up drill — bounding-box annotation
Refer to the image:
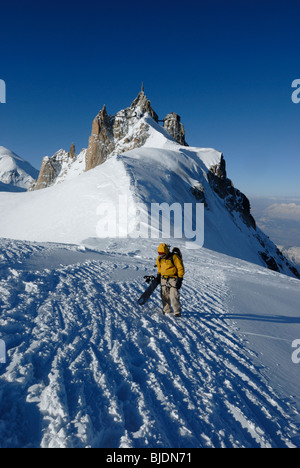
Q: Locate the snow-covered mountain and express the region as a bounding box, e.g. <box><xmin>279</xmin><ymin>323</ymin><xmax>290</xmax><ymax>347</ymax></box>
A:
<box><xmin>0</xmin><ymin>146</ymin><xmax>39</xmax><ymax>192</ymax></box>
<box><xmin>0</xmin><ymin>90</ymin><xmax>299</xmax><ymax>279</ymax></box>
<box><xmin>1</xmin><ymin>90</ymin><xmax>300</xmax><ymax>448</ymax></box>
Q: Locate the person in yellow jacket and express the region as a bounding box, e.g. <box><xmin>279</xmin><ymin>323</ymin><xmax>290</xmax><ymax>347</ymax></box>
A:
<box><xmin>156</xmin><ymin>243</ymin><xmax>185</xmax><ymax>317</ymax></box>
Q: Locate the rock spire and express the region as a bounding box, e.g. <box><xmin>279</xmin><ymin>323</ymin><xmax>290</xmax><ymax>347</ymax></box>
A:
<box><xmin>85</xmin><ymin>89</ymin><xmax>160</xmax><ymax>171</ymax></box>
<box><xmin>163</xmin><ymin>113</ymin><xmax>187</xmax><ymax>146</ymax></box>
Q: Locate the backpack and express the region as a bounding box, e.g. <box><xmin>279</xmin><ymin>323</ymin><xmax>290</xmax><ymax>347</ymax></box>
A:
<box><xmin>171</xmin><ymin>247</ymin><xmax>182</xmax><ymax>260</ymax></box>
<box><xmin>158</xmin><ymin>247</ymin><xmax>183</xmax><ymax>267</ymax></box>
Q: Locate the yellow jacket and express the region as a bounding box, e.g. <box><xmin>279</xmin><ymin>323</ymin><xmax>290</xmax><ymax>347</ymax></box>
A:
<box><xmin>156</xmin><ymin>243</ymin><xmax>185</xmax><ymax>278</ymax></box>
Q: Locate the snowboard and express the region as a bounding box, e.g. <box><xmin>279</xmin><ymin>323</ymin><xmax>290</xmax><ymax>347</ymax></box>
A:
<box><xmin>138</xmin><ymin>276</ymin><xmax>160</xmax><ymax>305</ymax></box>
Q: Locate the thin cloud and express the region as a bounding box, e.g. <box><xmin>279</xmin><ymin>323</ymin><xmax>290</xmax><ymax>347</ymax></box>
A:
<box><xmin>265</xmin><ymin>203</ymin><xmax>300</xmax><ymax>221</ymax></box>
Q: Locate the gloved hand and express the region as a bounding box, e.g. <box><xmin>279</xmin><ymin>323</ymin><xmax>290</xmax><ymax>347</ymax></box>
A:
<box><xmin>176</xmin><ymin>277</ymin><xmax>183</xmax><ymax>290</ymax></box>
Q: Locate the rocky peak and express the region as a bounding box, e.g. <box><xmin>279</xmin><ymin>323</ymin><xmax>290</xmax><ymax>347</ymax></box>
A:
<box><xmin>129</xmin><ymin>87</ymin><xmax>159</xmax><ymax>123</ymax></box>
<box><xmin>32</xmin><ymin>87</ymin><xmax>190</xmax><ymax>187</ymax></box>
<box><xmin>85</xmin><ymin>87</ymin><xmax>189</xmax><ymax>172</ymax></box>
<box><xmin>85</xmin><ymin>87</ymin><xmax>161</xmax><ymax>172</ymax></box>
<box><xmin>31</xmin><ymin>145</ymin><xmax>82</xmax><ymax>191</ymax></box>
<box><xmin>91</xmin><ymin>105</ymin><xmax>114</xmax><ymax>136</ymax></box>
<box><xmin>163</xmin><ymin>112</ymin><xmax>187</xmax><ymax>146</ymax></box>
<box><xmin>32</xmin><ymin>154</ymin><xmax>61</xmax><ymax>191</ymax></box>
<box><xmin>114</xmin><ymin>88</ymin><xmax>158</xmax><ymax>140</ymax></box>
<box><xmin>85</xmin><ymin>105</ymin><xmax>115</xmax><ymax>172</ymax></box>
<box><xmin>68</xmin><ymin>143</ymin><xmax>76</xmax><ymax>160</ymax></box>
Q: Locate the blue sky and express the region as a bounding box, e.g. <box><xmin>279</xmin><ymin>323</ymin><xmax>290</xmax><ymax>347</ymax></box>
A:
<box><xmin>1</xmin><ymin>0</ymin><xmax>300</xmax><ymax>197</ymax></box>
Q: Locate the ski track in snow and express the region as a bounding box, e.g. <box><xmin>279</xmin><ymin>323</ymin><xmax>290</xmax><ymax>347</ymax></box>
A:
<box><xmin>0</xmin><ymin>239</ymin><xmax>298</xmax><ymax>448</ymax></box>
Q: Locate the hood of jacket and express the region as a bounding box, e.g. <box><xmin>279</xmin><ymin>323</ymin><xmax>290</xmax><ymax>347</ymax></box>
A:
<box><xmin>157</xmin><ymin>243</ymin><xmax>170</xmax><ymax>256</ymax></box>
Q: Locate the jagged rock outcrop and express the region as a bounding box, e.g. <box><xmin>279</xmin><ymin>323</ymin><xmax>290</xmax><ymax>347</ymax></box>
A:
<box><xmin>68</xmin><ymin>142</ymin><xmax>76</xmax><ymax>160</ymax></box>
<box><xmin>129</xmin><ymin>88</ymin><xmax>159</xmax><ymax>123</ymax></box>
<box><xmin>208</xmin><ymin>154</ymin><xmax>256</xmax><ymax>230</ymax></box>
<box><xmin>32</xmin><ymin>87</ymin><xmax>189</xmax><ymax>187</ymax></box>
<box><xmin>31</xmin><ymin>144</ymin><xmax>78</xmax><ymax>191</ymax></box>
<box><xmin>206</xmin><ymin>154</ymin><xmax>300</xmax><ymax>278</ymax></box>
<box><xmin>190</xmin><ymin>183</ymin><xmax>207</xmax><ymax>206</ymax></box>
<box><xmin>113</xmin><ymin>90</ymin><xmax>157</xmax><ymax>140</ymax></box>
<box><xmin>85</xmin><ymin>105</ymin><xmax>115</xmax><ymax>172</ymax></box>
<box><xmin>258</xmin><ymin>244</ymin><xmax>300</xmax><ymax>279</ymax></box>
<box><xmin>85</xmin><ymin>88</ymin><xmax>159</xmax><ymax>172</ymax></box>
<box><xmin>163</xmin><ymin>112</ymin><xmax>187</xmax><ymax>146</ymax></box>
<box><xmin>32</xmin><ymin>156</ymin><xmax>58</xmax><ymax>191</ymax></box>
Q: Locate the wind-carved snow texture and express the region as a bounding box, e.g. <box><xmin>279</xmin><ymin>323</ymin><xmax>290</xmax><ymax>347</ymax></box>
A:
<box><xmin>0</xmin><ymin>238</ymin><xmax>298</xmax><ymax>448</ymax></box>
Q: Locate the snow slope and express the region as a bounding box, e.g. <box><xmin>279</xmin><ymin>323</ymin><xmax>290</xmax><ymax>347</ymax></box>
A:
<box><xmin>0</xmin><ymin>237</ymin><xmax>299</xmax><ymax>448</ymax></box>
<box><xmin>0</xmin><ymin>146</ymin><xmax>39</xmax><ymax>191</ymax></box>
<box><xmin>0</xmin><ymin>155</ymin><xmax>134</xmax><ymax>244</ymax></box>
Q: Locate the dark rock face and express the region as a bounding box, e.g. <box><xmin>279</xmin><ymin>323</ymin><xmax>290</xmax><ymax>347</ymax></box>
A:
<box><xmin>208</xmin><ymin>155</ymin><xmax>256</xmax><ymax>230</ymax></box>
<box><xmin>206</xmin><ymin>154</ymin><xmax>300</xmax><ymax>278</ymax></box>
<box><xmin>190</xmin><ymin>183</ymin><xmax>207</xmax><ymax>206</ymax></box>
<box><xmin>85</xmin><ymin>105</ymin><xmax>115</xmax><ymax>172</ymax></box>
<box><xmin>33</xmin><ymin>146</ymin><xmax>76</xmax><ymax>191</ymax></box>
<box><xmin>163</xmin><ymin>113</ymin><xmax>187</xmax><ymax>146</ymax></box>
<box><xmin>32</xmin><ymin>157</ymin><xmax>57</xmax><ymax>191</ymax></box>
<box><xmin>68</xmin><ymin>143</ymin><xmax>76</xmax><ymax>160</ymax></box>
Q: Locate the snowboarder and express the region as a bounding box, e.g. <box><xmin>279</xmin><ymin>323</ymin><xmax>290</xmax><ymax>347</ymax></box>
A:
<box><xmin>156</xmin><ymin>243</ymin><xmax>185</xmax><ymax>317</ymax></box>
